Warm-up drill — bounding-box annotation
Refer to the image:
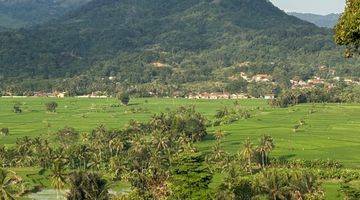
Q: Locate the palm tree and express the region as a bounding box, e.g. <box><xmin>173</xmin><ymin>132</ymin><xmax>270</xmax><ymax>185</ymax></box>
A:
<box><xmin>152</xmin><ymin>131</ymin><xmax>170</xmax><ymax>151</ymax></box>
<box><xmin>257</xmin><ymin>135</ymin><xmax>275</xmax><ymax>168</ymax></box>
<box><xmin>239</xmin><ymin>138</ymin><xmax>254</xmax><ymax>173</ymax></box>
<box><xmin>0</xmin><ymin>168</ymin><xmax>22</xmax><ymax>200</ymax></box>
<box><xmin>258</xmin><ymin>170</ymin><xmax>290</xmax><ymax>200</ymax></box>
<box><xmin>50</xmin><ymin>161</ymin><xmax>67</xmax><ymax>199</ymax></box>
<box><xmin>67</xmin><ymin>171</ymin><xmax>109</xmax><ymax>200</ymax></box>
<box><xmin>214</xmin><ymin>130</ymin><xmax>225</xmax><ymax>141</ymax></box>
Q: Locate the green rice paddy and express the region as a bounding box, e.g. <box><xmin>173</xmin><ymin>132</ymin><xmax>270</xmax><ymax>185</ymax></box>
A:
<box><xmin>0</xmin><ymin>97</ymin><xmax>359</xmax><ymax>199</ymax></box>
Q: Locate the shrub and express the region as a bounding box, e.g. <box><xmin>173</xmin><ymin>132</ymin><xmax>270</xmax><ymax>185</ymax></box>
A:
<box><xmin>45</xmin><ymin>101</ymin><xmax>58</xmax><ymax>112</ymax></box>
<box><xmin>13</xmin><ymin>103</ymin><xmax>22</xmax><ymax>113</ymax></box>
<box><xmin>0</xmin><ymin>128</ymin><xmax>9</xmax><ymax>136</ymax></box>
<box><xmin>117</xmin><ymin>93</ymin><xmax>130</xmax><ymax>106</ymax></box>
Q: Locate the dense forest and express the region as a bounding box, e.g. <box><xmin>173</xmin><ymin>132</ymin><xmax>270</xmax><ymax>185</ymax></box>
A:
<box><xmin>0</xmin><ymin>0</ymin><xmax>359</xmax><ymax>95</ymax></box>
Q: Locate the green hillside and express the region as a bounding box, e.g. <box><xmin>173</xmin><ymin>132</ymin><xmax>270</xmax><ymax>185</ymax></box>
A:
<box><xmin>0</xmin><ymin>0</ymin><xmax>90</xmax><ymax>28</ymax></box>
<box><xmin>0</xmin><ymin>0</ymin><xmax>359</xmax><ymax>93</ymax></box>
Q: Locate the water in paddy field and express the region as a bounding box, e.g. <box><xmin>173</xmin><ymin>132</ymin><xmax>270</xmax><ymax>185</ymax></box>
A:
<box><xmin>26</xmin><ymin>189</ymin><xmax>127</xmax><ymax>199</ymax></box>
<box><xmin>26</xmin><ymin>189</ymin><xmax>67</xmax><ymax>200</ymax></box>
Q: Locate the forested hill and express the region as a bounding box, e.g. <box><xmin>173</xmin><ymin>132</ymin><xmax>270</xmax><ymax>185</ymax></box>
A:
<box><xmin>0</xmin><ymin>0</ymin><xmax>91</xmax><ymax>28</ymax></box>
<box><xmin>288</xmin><ymin>12</ymin><xmax>340</xmax><ymax>28</ymax></box>
<box><xmin>0</xmin><ymin>0</ymin><xmax>358</xmax><ymax>92</ymax></box>
<box><xmin>0</xmin><ymin>26</ymin><xmax>7</xmax><ymax>31</ymax></box>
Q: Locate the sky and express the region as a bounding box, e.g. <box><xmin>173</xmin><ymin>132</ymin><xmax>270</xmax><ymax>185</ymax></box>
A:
<box><xmin>270</xmin><ymin>0</ymin><xmax>346</xmax><ymax>15</ymax></box>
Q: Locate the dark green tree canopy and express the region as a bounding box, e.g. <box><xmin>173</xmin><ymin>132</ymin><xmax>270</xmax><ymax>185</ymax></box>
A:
<box><xmin>335</xmin><ymin>0</ymin><xmax>360</xmax><ymax>57</ymax></box>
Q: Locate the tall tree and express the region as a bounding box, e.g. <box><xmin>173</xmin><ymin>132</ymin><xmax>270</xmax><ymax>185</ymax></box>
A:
<box><xmin>168</xmin><ymin>153</ymin><xmax>213</xmax><ymax>200</ymax></box>
<box><xmin>256</xmin><ymin>135</ymin><xmax>275</xmax><ymax>168</ymax></box>
<box><xmin>239</xmin><ymin>139</ymin><xmax>255</xmax><ymax>173</ymax></box>
<box><xmin>335</xmin><ymin>0</ymin><xmax>360</xmax><ymax>57</ymax></box>
<box><xmin>67</xmin><ymin>171</ymin><xmax>109</xmax><ymax>200</ymax></box>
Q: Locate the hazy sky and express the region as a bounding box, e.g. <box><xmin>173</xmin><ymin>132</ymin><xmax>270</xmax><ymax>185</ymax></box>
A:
<box><xmin>270</xmin><ymin>0</ymin><xmax>346</xmax><ymax>15</ymax></box>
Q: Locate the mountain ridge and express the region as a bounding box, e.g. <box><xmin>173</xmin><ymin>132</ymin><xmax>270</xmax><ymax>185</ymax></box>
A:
<box><xmin>288</xmin><ymin>12</ymin><xmax>341</xmax><ymax>28</ymax></box>
<box><xmin>0</xmin><ymin>0</ymin><xmax>358</xmax><ymax>93</ymax></box>
<box><xmin>0</xmin><ymin>0</ymin><xmax>91</xmax><ymax>28</ymax></box>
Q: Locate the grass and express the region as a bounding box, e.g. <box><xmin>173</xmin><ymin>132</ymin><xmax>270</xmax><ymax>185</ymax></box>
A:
<box><xmin>1</xmin><ymin>97</ymin><xmax>360</xmax><ymax>166</ymax></box>
<box><xmin>0</xmin><ymin>97</ymin><xmax>359</xmax><ymax>198</ymax></box>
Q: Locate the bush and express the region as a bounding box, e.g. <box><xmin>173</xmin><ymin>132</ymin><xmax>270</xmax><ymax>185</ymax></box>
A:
<box><xmin>0</xmin><ymin>128</ymin><xmax>9</xmax><ymax>136</ymax></box>
<box><xmin>13</xmin><ymin>103</ymin><xmax>22</xmax><ymax>113</ymax></box>
<box><xmin>117</xmin><ymin>93</ymin><xmax>130</xmax><ymax>106</ymax></box>
<box><xmin>45</xmin><ymin>101</ymin><xmax>58</xmax><ymax>112</ymax></box>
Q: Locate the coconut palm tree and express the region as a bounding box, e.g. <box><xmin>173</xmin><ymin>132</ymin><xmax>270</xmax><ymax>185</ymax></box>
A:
<box><xmin>50</xmin><ymin>161</ymin><xmax>67</xmax><ymax>199</ymax></box>
<box><xmin>67</xmin><ymin>171</ymin><xmax>109</xmax><ymax>200</ymax></box>
<box><xmin>257</xmin><ymin>135</ymin><xmax>275</xmax><ymax>168</ymax></box>
<box><xmin>239</xmin><ymin>139</ymin><xmax>254</xmax><ymax>173</ymax></box>
<box><xmin>258</xmin><ymin>170</ymin><xmax>291</xmax><ymax>200</ymax></box>
<box><xmin>0</xmin><ymin>168</ymin><xmax>22</xmax><ymax>200</ymax></box>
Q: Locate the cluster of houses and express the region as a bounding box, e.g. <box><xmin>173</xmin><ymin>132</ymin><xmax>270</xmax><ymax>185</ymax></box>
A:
<box><xmin>186</xmin><ymin>92</ymin><xmax>275</xmax><ymax>100</ymax></box>
<box><xmin>235</xmin><ymin>72</ymin><xmax>272</xmax><ymax>83</ymax></box>
<box><xmin>291</xmin><ymin>76</ymin><xmax>360</xmax><ymax>89</ymax></box>
<box><xmin>2</xmin><ymin>91</ymin><xmax>109</xmax><ymax>98</ymax></box>
<box><xmin>187</xmin><ymin>92</ymin><xmax>248</xmax><ymax>100</ymax></box>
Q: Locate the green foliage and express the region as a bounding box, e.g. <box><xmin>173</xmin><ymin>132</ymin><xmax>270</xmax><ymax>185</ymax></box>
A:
<box><xmin>216</xmin><ymin>177</ymin><xmax>255</xmax><ymax>200</ymax></box>
<box><xmin>271</xmin><ymin>159</ymin><xmax>343</xmax><ymax>169</ymax></box>
<box><xmin>0</xmin><ymin>168</ymin><xmax>24</xmax><ymax>199</ymax></box>
<box><xmin>45</xmin><ymin>101</ymin><xmax>58</xmax><ymax>112</ymax></box>
<box><xmin>255</xmin><ymin>169</ymin><xmax>324</xmax><ymax>200</ymax></box>
<box><xmin>335</xmin><ymin>0</ymin><xmax>360</xmax><ymax>57</ymax></box>
<box><xmin>0</xmin><ymin>128</ymin><xmax>9</xmax><ymax>136</ymax></box>
<box><xmin>225</xmin><ymin>78</ymin><xmax>248</xmax><ymax>94</ymax></box>
<box><xmin>0</xmin><ymin>0</ymin><xmax>90</xmax><ymax>28</ymax></box>
<box><xmin>13</xmin><ymin>103</ymin><xmax>22</xmax><ymax>114</ymax></box>
<box><xmin>168</xmin><ymin>153</ymin><xmax>213</xmax><ymax>200</ymax></box>
<box><xmin>213</xmin><ymin>106</ymin><xmax>251</xmax><ymax>126</ymax></box>
<box><xmin>67</xmin><ymin>171</ymin><xmax>109</xmax><ymax>200</ymax></box>
<box><xmin>270</xmin><ymin>86</ymin><xmax>360</xmax><ymax>108</ymax></box>
<box><xmin>339</xmin><ymin>182</ymin><xmax>360</xmax><ymax>200</ymax></box>
<box><xmin>118</xmin><ymin>93</ymin><xmax>130</xmax><ymax>106</ymax></box>
<box><xmin>150</xmin><ymin>106</ymin><xmax>207</xmax><ymax>142</ymax></box>
<box><xmin>56</xmin><ymin>127</ymin><xmax>79</xmax><ymax>147</ymax></box>
<box><xmin>0</xmin><ymin>0</ymin><xmax>358</xmax><ymax>93</ymax></box>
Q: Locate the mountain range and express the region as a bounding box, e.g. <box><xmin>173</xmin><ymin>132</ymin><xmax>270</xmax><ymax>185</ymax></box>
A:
<box><xmin>0</xmin><ymin>0</ymin><xmax>90</xmax><ymax>28</ymax></box>
<box><xmin>288</xmin><ymin>12</ymin><xmax>341</xmax><ymax>28</ymax></box>
<box><xmin>0</xmin><ymin>0</ymin><xmax>358</xmax><ymax>93</ymax></box>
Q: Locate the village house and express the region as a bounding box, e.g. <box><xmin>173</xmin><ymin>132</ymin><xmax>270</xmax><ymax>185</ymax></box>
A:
<box><xmin>33</xmin><ymin>91</ymin><xmax>48</xmax><ymax>97</ymax></box>
<box><xmin>53</xmin><ymin>92</ymin><xmax>66</xmax><ymax>98</ymax></box>
<box><xmin>291</xmin><ymin>79</ymin><xmax>309</xmax><ymax>89</ymax></box>
<box><xmin>230</xmin><ymin>93</ymin><xmax>249</xmax><ymax>99</ymax></box>
<box><xmin>240</xmin><ymin>72</ymin><xmax>250</xmax><ymax>81</ymax></box>
<box><xmin>76</xmin><ymin>91</ymin><xmax>107</xmax><ymax>98</ymax></box>
<box><xmin>307</xmin><ymin>76</ymin><xmax>325</xmax><ymax>85</ymax></box>
<box><xmin>344</xmin><ymin>78</ymin><xmax>354</xmax><ymax>84</ymax></box>
<box><xmin>264</xmin><ymin>94</ymin><xmax>275</xmax><ymax>100</ymax></box>
<box><xmin>187</xmin><ymin>92</ymin><xmax>230</xmax><ymax>100</ymax></box>
<box><xmin>252</xmin><ymin>74</ymin><xmax>272</xmax><ymax>82</ymax></box>
<box><xmin>151</xmin><ymin>62</ymin><xmax>167</xmax><ymax>68</ymax></box>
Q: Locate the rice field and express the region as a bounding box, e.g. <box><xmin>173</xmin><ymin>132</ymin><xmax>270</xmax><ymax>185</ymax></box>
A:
<box><xmin>1</xmin><ymin>97</ymin><xmax>359</xmax><ymax>199</ymax></box>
